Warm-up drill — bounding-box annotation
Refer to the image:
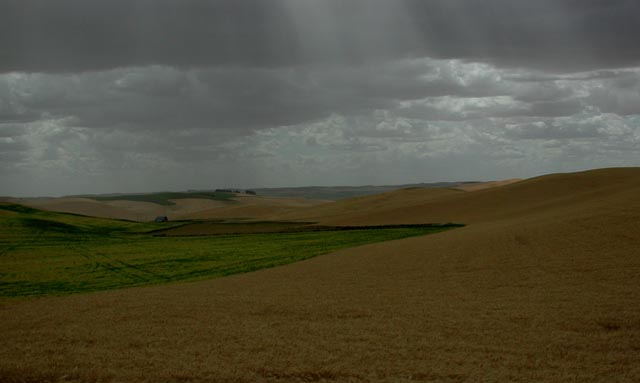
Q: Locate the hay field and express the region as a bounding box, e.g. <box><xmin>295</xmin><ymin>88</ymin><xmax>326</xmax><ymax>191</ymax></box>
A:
<box><xmin>2</xmin><ymin>168</ymin><xmax>640</xmax><ymax>382</ymax></box>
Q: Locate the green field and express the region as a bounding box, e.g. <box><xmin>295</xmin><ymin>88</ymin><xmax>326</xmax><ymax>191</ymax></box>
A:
<box><xmin>0</xmin><ymin>204</ymin><xmax>460</xmax><ymax>298</ymax></box>
<box><xmin>85</xmin><ymin>191</ymin><xmax>236</xmax><ymax>206</ymax></box>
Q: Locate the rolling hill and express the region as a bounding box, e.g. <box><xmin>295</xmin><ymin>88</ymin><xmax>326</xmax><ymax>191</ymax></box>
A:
<box><xmin>15</xmin><ymin>193</ymin><xmax>328</xmax><ymax>222</ymax></box>
<box><xmin>277</xmin><ymin>167</ymin><xmax>640</xmax><ymax>226</ymax></box>
<box><xmin>1</xmin><ymin>167</ymin><xmax>639</xmax><ymax>382</ymax></box>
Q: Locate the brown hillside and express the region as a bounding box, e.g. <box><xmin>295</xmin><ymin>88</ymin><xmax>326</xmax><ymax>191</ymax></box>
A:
<box><xmin>454</xmin><ymin>178</ymin><xmax>522</xmax><ymax>192</ymax></box>
<box><xmin>179</xmin><ymin>195</ymin><xmax>328</xmax><ymax>220</ymax></box>
<box><xmin>293</xmin><ymin>167</ymin><xmax>640</xmax><ymax>226</ymax></box>
<box><xmin>1</xmin><ymin>167</ymin><xmax>640</xmax><ymax>382</ymax></box>
<box><xmin>271</xmin><ymin>187</ymin><xmax>462</xmax><ymax>223</ymax></box>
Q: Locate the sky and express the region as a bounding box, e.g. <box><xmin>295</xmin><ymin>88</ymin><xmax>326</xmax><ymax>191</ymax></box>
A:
<box><xmin>1</xmin><ymin>0</ymin><xmax>640</xmax><ymax>197</ymax></box>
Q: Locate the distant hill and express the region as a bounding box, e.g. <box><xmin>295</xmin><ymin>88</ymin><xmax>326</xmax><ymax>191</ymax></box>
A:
<box><xmin>253</xmin><ymin>182</ymin><xmax>475</xmax><ymax>200</ymax></box>
<box><xmin>84</xmin><ymin>191</ymin><xmax>236</xmax><ymax>206</ymax></box>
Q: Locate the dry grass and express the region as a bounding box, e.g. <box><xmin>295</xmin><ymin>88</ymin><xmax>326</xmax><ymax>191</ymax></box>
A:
<box><xmin>2</xmin><ymin>168</ymin><xmax>640</xmax><ymax>382</ymax></box>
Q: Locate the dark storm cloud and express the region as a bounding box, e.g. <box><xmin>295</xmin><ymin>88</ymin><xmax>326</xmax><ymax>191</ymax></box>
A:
<box><xmin>406</xmin><ymin>0</ymin><xmax>640</xmax><ymax>71</ymax></box>
<box><xmin>2</xmin><ymin>61</ymin><xmax>636</xmax><ymax>141</ymax></box>
<box><xmin>2</xmin><ymin>0</ymin><xmax>639</xmax><ymax>74</ymax></box>
<box><xmin>0</xmin><ymin>61</ymin><xmax>509</xmax><ymax>134</ymax></box>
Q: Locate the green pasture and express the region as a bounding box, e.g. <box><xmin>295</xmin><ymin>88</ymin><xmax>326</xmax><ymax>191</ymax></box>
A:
<box><xmin>86</xmin><ymin>191</ymin><xmax>236</xmax><ymax>206</ymax></box>
<box><xmin>0</xmin><ymin>204</ymin><xmax>459</xmax><ymax>298</ymax></box>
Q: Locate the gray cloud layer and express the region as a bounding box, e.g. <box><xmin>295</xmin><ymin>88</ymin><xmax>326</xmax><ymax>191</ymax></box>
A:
<box><xmin>1</xmin><ymin>1</ymin><xmax>639</xmax><ymax>196</ymax></box>
<box><xmin>2</xmin><ymin>0</ymin><xmax>640</xmax><ymax>73</ymax></box>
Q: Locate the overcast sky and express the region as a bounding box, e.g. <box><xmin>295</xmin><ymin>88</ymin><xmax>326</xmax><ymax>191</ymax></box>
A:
<box><xmin>1</xmin><ymin>0</ymin><xmax>639</xmax><ymax>196</ymax></box>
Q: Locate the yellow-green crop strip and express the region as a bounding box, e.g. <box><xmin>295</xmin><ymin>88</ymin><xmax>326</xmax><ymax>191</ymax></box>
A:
<box><xmin>0</xmin><ymin>204</ymin><xmax>461</xmax><ymax>298</ymax></box>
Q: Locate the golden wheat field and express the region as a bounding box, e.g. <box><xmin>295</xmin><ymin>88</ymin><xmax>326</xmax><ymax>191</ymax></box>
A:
<box><xmin>2</xmin><ymin>167</ymin><xmax>640</xmax><ymax>382</ymax></box>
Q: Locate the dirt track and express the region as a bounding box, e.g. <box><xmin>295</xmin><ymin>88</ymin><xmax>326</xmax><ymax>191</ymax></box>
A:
<box><xmin>1</xmin><ymin>168</ymin><xmax>640</xmax><ymax>382</ymax></box>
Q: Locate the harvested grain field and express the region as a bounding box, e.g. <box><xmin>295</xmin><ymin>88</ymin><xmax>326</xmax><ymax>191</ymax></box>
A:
<box><xmin>1</xmin><ymin>168</ymin><xmax>640</xmax><ymax>382</ymax></box>
<box><xmin>18</xmin><ymin>194</ymin><xmax>328</xmax><ymax>222</ymax></box>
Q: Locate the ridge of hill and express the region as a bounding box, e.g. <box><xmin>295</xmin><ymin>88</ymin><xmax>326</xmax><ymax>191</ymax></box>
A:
<box><xmin>286</xmin><ymin>167</ymin><xmax>640</xmax><ymax>226</ymax></box>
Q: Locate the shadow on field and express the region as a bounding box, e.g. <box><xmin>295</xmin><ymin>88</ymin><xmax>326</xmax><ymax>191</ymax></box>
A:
<box><xmin>150</xmin><ymin>221</ymin><xmax>464</xmax><ymax>236</ymax></box>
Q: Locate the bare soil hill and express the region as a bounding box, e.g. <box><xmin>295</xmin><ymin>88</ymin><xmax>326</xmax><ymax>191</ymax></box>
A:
<box><xmin>2</xmin><ymin>167</ymin><xmax>640</xmax><ymax>382</ymax></box>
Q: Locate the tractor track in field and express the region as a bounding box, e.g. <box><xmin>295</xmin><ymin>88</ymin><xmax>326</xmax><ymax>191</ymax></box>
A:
<box><xmin>69</xmin><ymin>236</ymin><xmax>171</xmax><ymax>286</ymax></box>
